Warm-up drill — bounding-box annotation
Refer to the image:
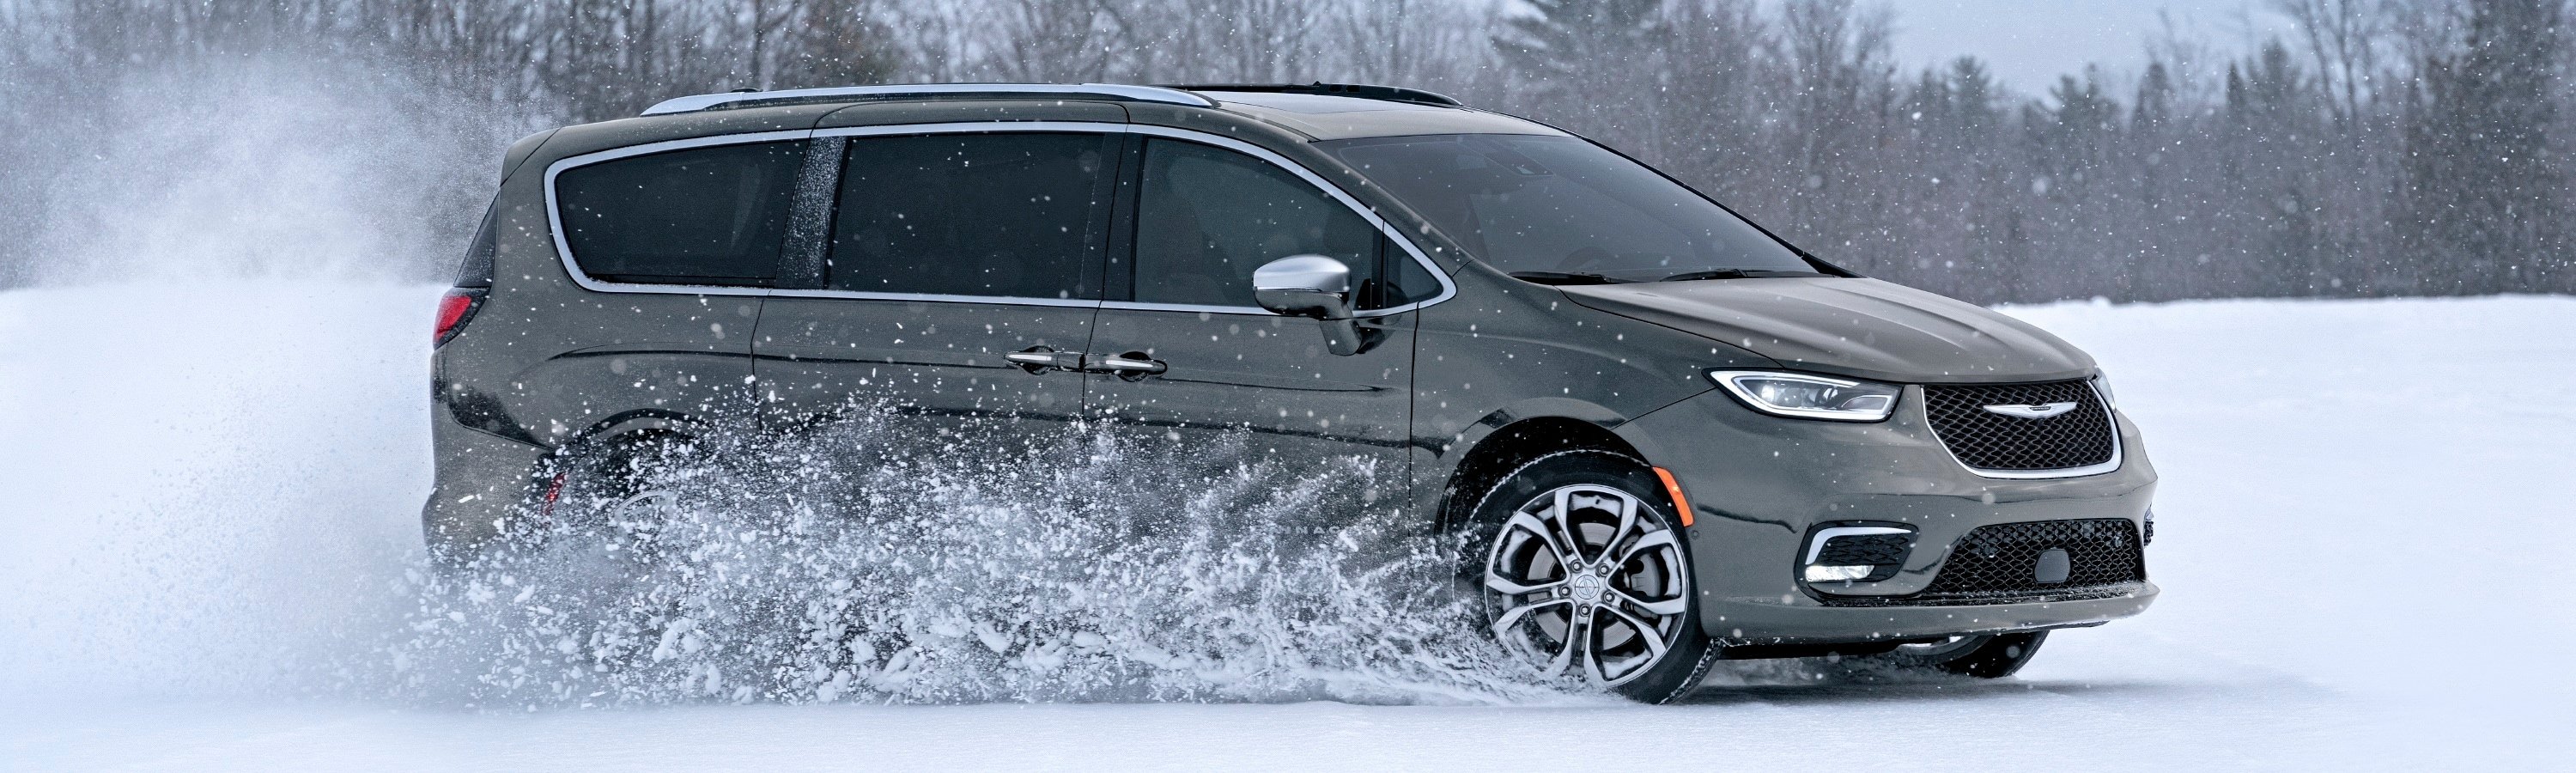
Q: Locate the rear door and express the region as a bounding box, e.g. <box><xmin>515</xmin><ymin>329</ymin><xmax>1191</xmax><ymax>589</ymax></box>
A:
<box><xmin>511</xmin><ymin>137</ymin><xmax>808</xmax><ymax>445</ymax></box>
<box><xmin>1080</xmin><ymin>135</ymin><xmax>1447</xmax><ymax>510</ymax></box>
<box><xmin>752</xmin><ymin>130</ymin><xmax>1121</xmax><ymax>449</ymax></box>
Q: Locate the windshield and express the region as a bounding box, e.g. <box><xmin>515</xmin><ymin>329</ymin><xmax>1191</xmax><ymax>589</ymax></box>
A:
<box><xmin>1320</xmin><ymin>134</ymin><xmax>1820</xmax><ymax>283</ymax></box>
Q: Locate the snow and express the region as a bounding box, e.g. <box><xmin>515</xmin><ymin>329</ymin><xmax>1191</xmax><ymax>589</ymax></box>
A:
<box><xmin>2</xmin><ymin>283</ymin><xmax>2569</xmax><ymax>770</ymax></box>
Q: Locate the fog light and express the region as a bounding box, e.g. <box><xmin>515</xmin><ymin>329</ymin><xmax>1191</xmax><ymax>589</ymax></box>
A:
<box><xmin>1801</xmin><ymin>525</ymin><xmax>1915</xmax><ymax>585</ymax></box>
<box><xmin>1804</xmin><ymin>564</ymin><xmax>1874</xmax><ymax>582</ymax></box>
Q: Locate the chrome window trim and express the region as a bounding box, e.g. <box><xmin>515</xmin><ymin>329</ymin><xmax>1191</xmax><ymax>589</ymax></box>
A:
<box><xmin>540</xmin><ymin>122</ymin><xmax>1460</xmax><ymax>316</ymax></box>
<box><xmin>641</xmin><ymin>83</ymin><xmax>1215</xmax><ymax>115</ymax></box>
<box><xmin>1927</xmin><ymin>379</ymin><xmax>2126</xmax><ymax>480</ymax></box>
<box><xmin>765</xmin><ymin>288</ymin><xmax>1099</xmax><ymax>308</ymax></box>
<box><xmin>1097</xmin><ymin>300</ymin><xmax>1281</xmax><ymax>315</ymax></box>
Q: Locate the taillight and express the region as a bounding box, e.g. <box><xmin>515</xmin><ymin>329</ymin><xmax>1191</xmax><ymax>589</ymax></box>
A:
<box><xmin>435</xmin><ymin>288</ymin><xmax>486</xmax><ymax>345</ymax></box>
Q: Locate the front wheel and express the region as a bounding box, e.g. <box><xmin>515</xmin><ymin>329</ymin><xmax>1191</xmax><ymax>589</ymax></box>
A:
<box><xmin>1463</xmin><ymin>450</ymin><xmax>1716</xmax><ymax>703</ymax></box>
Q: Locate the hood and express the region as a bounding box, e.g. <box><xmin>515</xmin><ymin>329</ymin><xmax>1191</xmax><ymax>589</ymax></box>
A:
<box><xmin>1558</xmin><ymin>277</ymin><xmax>2095</xmax><ymax>384</ymax></box>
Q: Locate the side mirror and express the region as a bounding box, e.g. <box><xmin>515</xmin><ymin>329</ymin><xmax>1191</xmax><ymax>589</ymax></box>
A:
<box><xmin>1253</xmin><ymin>254</ymin><xmax>1365</xmax><ymax>356</ymax></box>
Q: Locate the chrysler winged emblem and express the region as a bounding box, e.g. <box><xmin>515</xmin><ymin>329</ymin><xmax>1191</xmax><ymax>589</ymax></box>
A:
<box><xmin>1984</xmin><ymin>401</ymin><xmax>2079</xmax><ymax>419</ymax></box>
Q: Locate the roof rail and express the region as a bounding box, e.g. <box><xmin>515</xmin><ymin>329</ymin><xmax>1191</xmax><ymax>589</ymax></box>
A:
<box><xmin>641</xmin><ymin>83</ymin><xmax>1217</xmax><ymax>116</ymax></box>
<box><xmin>1158</xmin><ymin>82</ymin><xmax>1465</xmax><ymax>107</ymax></box>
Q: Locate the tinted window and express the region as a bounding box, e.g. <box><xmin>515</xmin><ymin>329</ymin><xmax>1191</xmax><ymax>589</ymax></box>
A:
<box><xmin>1321</xmin><ymin>134</ymin><xmax>1816</xmax><ymax>283</ymax></box>
<box><xmin>1133</xmin><ymin>139</ymin><xmax>1377</xmax><ymax>307</ymax></box>
<box><xmin>455</xmin><ymin>200</ymin><xmax>495</xmax><ymax>288</ymax></box>
<box><xmin>556</xmin><ymin>141</ymin><xmax>804</xmax><ymax>287</ymax></box>
<box><xmin>829</xmin><ymin>133</ymin><xmax>1113</xmax><ymax>299</ymax></box>
<box><xmin>1375</xmin><ymin>236</ymin><xmax>1444</xmax><ymax>308</ymax></box>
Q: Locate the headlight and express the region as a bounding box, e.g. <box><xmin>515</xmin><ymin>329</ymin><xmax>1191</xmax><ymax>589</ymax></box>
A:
<box><xmin>1707</xmin><ymin>370</ymin><xmax>1901</xmax><ymax>422</ymax></box>
<box><xmin>2093</xmin><ymin>371</ymin><xmax>2117</xmax><ymax>409</ymax></box>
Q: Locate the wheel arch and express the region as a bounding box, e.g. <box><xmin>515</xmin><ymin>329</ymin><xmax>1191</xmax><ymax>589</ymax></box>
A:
<box><xmin>532</xmin><ymin>408</ymin><xmax>714</xmax><ymax>486</ymax></box>
<box><xmin>1431</xmin><ymin>411</ymin><xmax>1646</xmax><ymax>534</ymax></box>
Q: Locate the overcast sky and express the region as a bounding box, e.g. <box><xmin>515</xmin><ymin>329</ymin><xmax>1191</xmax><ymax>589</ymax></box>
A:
<box><xmin>1881</xmin><ymin>0</ymin><xmax>2294</xmax><ymax>94</ymax></box>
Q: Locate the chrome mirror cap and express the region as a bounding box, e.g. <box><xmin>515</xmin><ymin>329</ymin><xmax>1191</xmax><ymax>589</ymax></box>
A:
<box><xmin>1251</xmin><ymin>255</ymin><xmax>1364</xmax><ymax>356</ymax></box>
<box><xmin>1252</xmin><ymin>254</ymin><xmax>1352</xmax><ymax>296</ymax></box>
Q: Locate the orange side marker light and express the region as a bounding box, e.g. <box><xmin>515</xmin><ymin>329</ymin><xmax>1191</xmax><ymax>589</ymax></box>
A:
<box><xmin>1651</xmin><ymin>466</ymin><xmax>1693</xmax><ymax>527</ymax></box>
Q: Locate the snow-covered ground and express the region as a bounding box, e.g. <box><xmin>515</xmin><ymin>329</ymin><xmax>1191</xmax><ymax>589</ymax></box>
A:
<box><xmin>2</xmin><ymin>283</ymin><xmax>2568</xmax><ymax>770</ymax></box>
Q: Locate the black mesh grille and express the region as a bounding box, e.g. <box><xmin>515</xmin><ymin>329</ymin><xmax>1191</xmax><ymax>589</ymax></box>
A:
<box><xmin>1819</xmin><ymin>519</ymin><xmax>2146</xmax><ymax>607</ymax></box>
<box><xmin>1816</xmin><ymin>534</ymin><xmax>1910</xmax><ymax>566</ymax></box>
<box><xmin>1922</xmin><ymin>380</ymin><xmax>2115</xmax><ymax>472</ymax></box>
<box><xmin>1817</xmin><ymin>533</ymin><xmax>1911</xmax><ymax>582</ymax></box>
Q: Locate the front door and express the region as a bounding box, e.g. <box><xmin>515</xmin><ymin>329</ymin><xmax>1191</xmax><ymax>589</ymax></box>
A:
<box><xmin>1081</xmin><ymin>136</ymin><xmax>1442</xmax><ymax>514</ymax></box>
<box><xmin>753</xmin><ymin>131</ymin><xmax>1120</xmax><ymax>454</ymax></box>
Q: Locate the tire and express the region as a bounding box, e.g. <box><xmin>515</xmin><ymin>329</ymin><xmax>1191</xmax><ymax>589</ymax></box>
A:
<box><xmin>537</xmin><ymin>432</ymin><xmax>695</xmax><ymax>560</ymax></box>
<box><xmin>1461</xmin><ymin>450</ymin><xmax>1716</xmax><ymax>703</ymax></box>
<box><xmin>1850</xmin><ymin>631</ymin><xmax>2049</xmax><ymax>679</ymax></box>
<box><xmin>510</xmin><ymin>434</ymin><xmax>701</xmax><ymax>671</ymax></box>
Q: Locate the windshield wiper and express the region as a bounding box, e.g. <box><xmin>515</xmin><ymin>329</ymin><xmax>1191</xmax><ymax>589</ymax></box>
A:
<box><xmin>1509</xmin><ymin>271</ymin><xmax>1635</xmax><ymax>286</ymax></box>
<box><xmin>1657</xmin><ymin>269</ymin><xmax>1826</xmax><ymax>282</ymax></box>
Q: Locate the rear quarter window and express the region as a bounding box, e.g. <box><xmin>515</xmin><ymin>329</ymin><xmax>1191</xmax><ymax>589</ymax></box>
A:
<box><xmin>454</xmin><ymin>201</ymin><xmax>495</xmax><ymax>288</ymax></box>
<box><xmin>554</xmin><ymin>141</ymin><xmax>805</xmax><ymax>287</ymax></box>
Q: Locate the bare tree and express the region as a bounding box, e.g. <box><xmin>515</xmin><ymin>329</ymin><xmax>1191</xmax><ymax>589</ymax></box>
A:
<box><xmin>2269</xmin><ymin>0</ymin><xmax>2391</xmax><ymax>125</ymax></box>
<box><xmin>978</xmin><ymin>0</ymin><xmax>1135</xmax><ymax>82</ymax></box>
<box><xmin>1772</xmin><ymin>0</ymin><xmax>1898</xmax><ymax>251</ymax></box>
<box><xmin>3</xmin><ymin>0</ymin><xmax>2572</xmax><ymax>298</ymax></box>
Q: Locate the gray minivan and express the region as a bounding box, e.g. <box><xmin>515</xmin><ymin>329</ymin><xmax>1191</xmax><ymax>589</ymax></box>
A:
<box><xmin>425</xmin><ymin>82</ymin><xmax>2156</xmax><ymax>703</ymax></box>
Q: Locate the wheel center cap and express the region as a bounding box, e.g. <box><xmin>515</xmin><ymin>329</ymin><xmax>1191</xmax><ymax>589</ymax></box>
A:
<box><xmin>1571</xmin><ymin>572</ymin><xmax>1603</xmax><ymax>602</ymax></box>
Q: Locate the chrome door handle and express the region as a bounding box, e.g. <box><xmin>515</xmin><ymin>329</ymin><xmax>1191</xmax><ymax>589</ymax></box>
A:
<box><xmin>1006</xmin><ymin>347</ymin><xmax>1083</xmax><ymax>374</ymax></box>
<box><xmin>1086</xmin><ymin>353</ymin><xmax>1167</xmax><ymax>379</ymax></box>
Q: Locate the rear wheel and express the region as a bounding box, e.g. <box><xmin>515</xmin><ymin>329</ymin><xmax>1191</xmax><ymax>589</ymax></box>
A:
<box><xmin>532</xmin><ymin>432</ymin><xmax>696</xmax><ymax>560</ymax></box>
<box><xmin>1463</xmin><ymin>450</ymin><xmax>1716</xmax><ymax>703</ymax></box>
<box><xmin>520</xmin><ymin>434</ymin><xmax>701</xmax><ymax>669</ymax></box>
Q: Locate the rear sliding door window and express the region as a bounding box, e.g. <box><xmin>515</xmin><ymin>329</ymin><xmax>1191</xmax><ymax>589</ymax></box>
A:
<box><xmin>828</xmin><ymin>132</ymin><xmax>1115</xmax><ymax>300</ymax></box>
<box><xmin>555</xmin><ymin>141</ymin><xmax>805</xmax><ymax>287</ymax></box>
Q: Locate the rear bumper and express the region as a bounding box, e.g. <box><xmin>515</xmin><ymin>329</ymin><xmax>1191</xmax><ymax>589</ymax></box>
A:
<box><xmin>1616</xmin><ymin>385</ymin><xmax>2160</xmax><ymax>643</ymax></box>
<box><xmin>420</xmin><ymin>405</ymin><xmax>549</xmax><ymax>557</ymax></box>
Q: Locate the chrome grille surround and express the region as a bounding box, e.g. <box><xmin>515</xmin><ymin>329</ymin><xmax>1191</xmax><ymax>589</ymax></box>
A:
<box><xmin>1920</xmin><ymin>379</ymin><xmax>2121</xmax><ymax>478</ymax></box>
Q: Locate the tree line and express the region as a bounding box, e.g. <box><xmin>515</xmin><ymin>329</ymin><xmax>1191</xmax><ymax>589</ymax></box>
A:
<box><xmin>1</xmin><ymin>0</ymin><xmax>2568</xmax><ymax>301</ymax></box>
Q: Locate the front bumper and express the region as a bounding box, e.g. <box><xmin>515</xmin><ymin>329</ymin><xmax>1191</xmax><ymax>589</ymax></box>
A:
<box><xmin>1704</xmin><ymin>583</ymin><xmax>2154</xmax><ymax>642</ymax></box>
<box><xmin>1617</xmin><ymin>383</ymin><xmax>2159</xmax><ymax>644</ymax></box>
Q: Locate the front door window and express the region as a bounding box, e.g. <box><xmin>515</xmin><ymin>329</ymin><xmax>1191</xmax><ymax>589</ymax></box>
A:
<box><xmin>1131</xmin><ymin>139</ymin><xmax>1380</xmax><ymax>308</ymax></box>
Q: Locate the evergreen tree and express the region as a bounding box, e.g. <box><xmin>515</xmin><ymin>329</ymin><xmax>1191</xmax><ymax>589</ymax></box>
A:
<box><xmin>1492</xmin><ymin>0</ymin><xmax>1668</xmax><ymax>88</ymax></box>
<box><xmin>2</xmin><ymin>0</ymin><xmax>2572</xmax><ymax>300</ymax></box>
<box><xmin>1492</xmin><ymin>0</ymin><xmax>1671</xmax><ymax>153</ymax></box>
<box><xmin>2134</xmin><ymin>61</ymin><xmax>2175</xmax><ymax>135</ymax></box>
<box><xmin>1947</xmin><ymin>56</ymin><xmax>2000</xmax><ymax>137</ymax></box>
<box><xmin>2400</xmin><ymin>0</ymin><xmax>2566</xmax><ymax>293</ymax></box>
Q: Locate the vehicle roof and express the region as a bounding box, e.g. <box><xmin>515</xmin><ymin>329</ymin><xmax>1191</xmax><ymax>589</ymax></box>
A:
<box><xmin>1188</xmin><ymin>90</ymin><xmax>1566</xmax><ymax>141</ymax></box>
<box><xmin>519</xmin><ymin>85</ymin><xmax>1571</xmax><ymax>180</ymax></box>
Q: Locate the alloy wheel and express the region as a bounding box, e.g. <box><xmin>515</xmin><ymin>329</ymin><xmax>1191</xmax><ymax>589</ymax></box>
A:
<box><xmin>1482</xmin><ymin>484</ymin><xmax>1692</xmax><ymax>685</ymax></box>
<box><xmin>593</xmin><ymin>489</ymin><xmax>682</xmax><ymax>557</ymax></box>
